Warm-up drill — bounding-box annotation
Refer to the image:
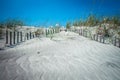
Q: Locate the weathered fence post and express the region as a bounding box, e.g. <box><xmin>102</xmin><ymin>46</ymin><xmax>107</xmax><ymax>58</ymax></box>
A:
<box><xmin>103</xmin><ymin>36</ymin><xmax>105</xmax><ymax>43</ymax></box>
<box><xmin>33</xmin><ymin>33</ymin><xmax>35</xmax><ymax>38</ymax></box>
<box><xmin>94</xmin><ymin>34</ymin><xmax>96</xmax><ymax>40</ymax></box>
<box><xmin>79</xmin><ymin>29</ymin><xmax>80</xmax><ymax>35</ymax></box>
<box><xmin>29</xmin><ymin>32</ymin><xmax>31</xmax><ymax>39</ymax></box>
<box><xmin>112</xmin><ymin>38</ymin><xmax>114</xmax><ymax>44</ymax></box>
<box><xmin>80</xmin><ymin>29</ymin><xmax>81</xmax><ymax>35</ymax></box>
<box><xmin>17</xmin><ymin>32</ymin><xmax>19</xmax><ymax>43</ymax></box>
<box><xmin>13</xmin><ymin>31</ymin><xmax>16</xmax><ymax>44</ymax></box>
<box><xmin>50</xmin><ymin>29</ymin><xmax>51</xmax><ymax>34</ymax></box>
<box><xmin>6</xmin><ymin>30</ymin><xmax>8</xmax><ymax>44</ymax></box>
<box><xmin>48</xmin><ymin>30</ymin><xmax>50</xmax><ymax>34</ymax></box>
<box><xmin>30</xmin><ymin>33</ymin><xmax>32</xmax><ymax>39</ymax></box>
<box><xmin>93</xmin><ymin>34</ymin><xmax>95</xmax><ymax>40</ymax></box>
<box><xmin>20</xmin><ymin>32</ymin><xmax>22</xmax><ymax>42</ymax></box>
<box><xmin>10</xmin><ymin>31</ymin><xmax>12</xmax><ymax>45</ymax></box>
<box><xmin>114</xmin><ymin>37</ymin><xmax>116</xmax><ymax>46</ymax></box>
<box><xmin>100</xmin><ymin>35</ymin><xmax>102</xmax><ymax>43</ymax></box>
<box><xmin>52</xmin><ymin>29</ymin><xmax>54</xmax><ymax>33</ymax></box>
<box><xmin>81</xmin><ymin>29</ymin><xmax>82</xmax><ymax>35</ymax></box>
<box><xmin>84</xmin><ymin>31</ymin><xmax>85</xmax><ymax>37</ymax></box>
<box><xmin>54</xmin><ymin>29</ymin><xmax>55</xmax><ymax>33</ymax></box>
<box><xmin>33</xmin><ymin>33</ymin><xmax>34</xmax><ymax>38</ymax></box>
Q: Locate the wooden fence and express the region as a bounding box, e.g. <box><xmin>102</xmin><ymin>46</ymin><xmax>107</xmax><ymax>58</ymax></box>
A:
<box><xmin>5</xmin><ymin>29</ymin><xmax>36</xmax><ymax>47</ymax></box>
<box><xmin>45</xmin><ymin>29</ymin><xmax>56</xmax><ymax>36</ymax></box>
<box><xmin>77</xmin><ymin>29</ymin><xmax>120</xmax><ymax>48</ymax></box>
<box><xmin>0</xmin><ymin>28</ymin><xmax>60</xmax><ymax>50</ymax></box>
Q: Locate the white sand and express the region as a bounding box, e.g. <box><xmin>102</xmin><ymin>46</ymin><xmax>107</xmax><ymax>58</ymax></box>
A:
<box><xmin>0</xmin><ymin>31</ymin><xmax>120</xmax><ymax>80</ymax></box>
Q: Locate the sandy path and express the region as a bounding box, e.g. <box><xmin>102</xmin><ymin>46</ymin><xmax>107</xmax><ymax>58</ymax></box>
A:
<box><xmin>0</xmin><ymin>31</ymin><xmax>120</xmax><ymax>80</ymax></box>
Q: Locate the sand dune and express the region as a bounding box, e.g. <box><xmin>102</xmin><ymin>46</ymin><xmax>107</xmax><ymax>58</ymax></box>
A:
<box><xmin>0</xmin><ymin>31</ymin><xmax>120</xmax><ymax>80</ymax></box>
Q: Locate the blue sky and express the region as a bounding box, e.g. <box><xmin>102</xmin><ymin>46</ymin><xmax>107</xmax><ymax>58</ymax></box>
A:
<box><xmin>0</xmin><ymin>0</ymin><xmax>120</xmax><ymax>27</ymax></box>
